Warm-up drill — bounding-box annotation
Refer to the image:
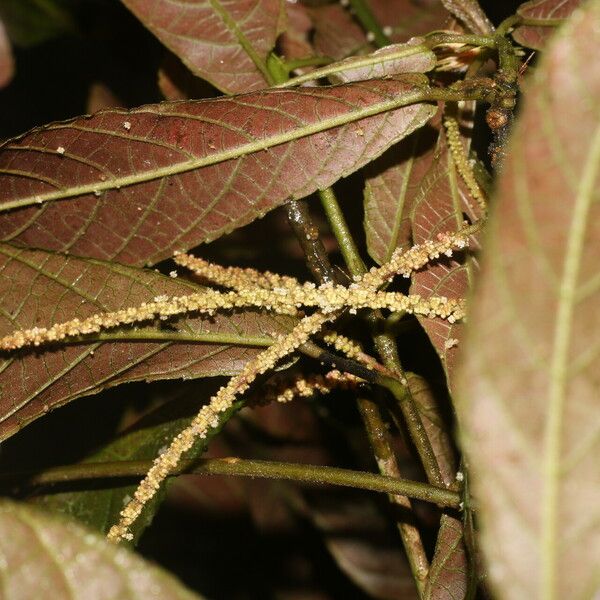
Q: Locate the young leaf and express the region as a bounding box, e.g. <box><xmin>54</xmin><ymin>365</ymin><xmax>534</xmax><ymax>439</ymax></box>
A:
<box><xmin>326</xmin><ymin>40</ymin><xmax>436</xmax><ymax>84</ymax></box>
<box><xmin>0</xmin><ymin>499</ymin><xmax>204</xmax><ymax>599</ymax></box>
<box><xmin>121</xmin><ymin>0</ymin><xmax>286</xmax><ymax>94</ymax></box>
<box><xmin>409</xmin><ymin>128</ymin><xmax>483</xmax><ymax>385</ymax></box>
<box><xmin>0</xmin><ymin>77</ymin><xmax>436</xmax><ymax>266</ymax></box>
<box><xmin>0</xmin><ymin>244</ymin><xmax>292</xmax><ymax>441</ymax></box>
<box><xmin>512</xmin><ymin>0</ymin><xmax>582</xmax><ymax>50</ymax></box>
<box><xmin>456</xmin><ymin>4</ymin><xmax>600</xmax><ymax>598</ymax></box>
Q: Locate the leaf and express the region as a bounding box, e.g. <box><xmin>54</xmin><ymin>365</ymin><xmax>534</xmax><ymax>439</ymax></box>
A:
<box><xmin>307</xmin><ymin>1</ymin><xmax>448</xmax><ymax>61</ymax></box>
<box><xmin>0</xmin><ymin>77</ymin><xmax>436</xmax><ymax>266</ymax></box>
<box><xmin>305</xmin><ymin>494</ymin><xmax>418</xmax><ymax>600</ymax></box>
<box><xmin>439</xmin><ymin>0</ymin><xmax>493</xmax><ymax>35</ymax></box>
<box><xmin>409</xmin><ymin>127</ymin><xmax>483</xmax><ymax>385</ymax></box>
<box><xmin>369</xmin><ymin>0</ymin><xmax>450</xmax><ymax>42</ymax></box>
<box><xmin>364</xmin><ymin>118</ymin><xmax>439</xmax><ymax>265</ymax></box>
<box><xmin>424</xmin><ymin>514</ymin><xmax>470</xmax><ymax>600</ymax></box>
<box><xmin>0</xmin><ymin>499</ymin><xmax>203</xmax><ymax>599</ymax></box>
<box><xmin>456</xmin><ymin>4</ymin><xmax>600</xmax><ymax>598</ymax></box>
<box><xmin>36</xmin><ymin>389</ymin><xmax>241</xmax><ymax>544</ymax></box>
<box><xmin>327</xmin><ymin>40</ymin><xmax>436</xmax><ymax>84</ymax></box>
<box><xmin>121</xmin><ymin>0</ymin><xmax>286</xmax><ymax>95</ymax></box>
<box><xmin>512</xmin><ymin>0</ymin><xmax>582</xmax><ymax>50</ymax></box>
<box><xmin>308</xmin><ymin>4</ymin><xmax>369</xmax><ymax>60</ymax></box>
<box><xmin>0</xmin><ymin>244</ymin><xmax>293</xmax><ymax>441</ymax></box>
<box><xmin>400</xmin><ymin>374</ymin><xmax>471</xmax><ymax>600</ymax></box>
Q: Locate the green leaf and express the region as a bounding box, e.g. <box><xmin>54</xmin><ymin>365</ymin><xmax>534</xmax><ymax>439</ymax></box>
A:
<box><xmin>121</xmin><ymin>0</ymin><xmax>286</xmax><ymax>94</ymax></box>
<box><xmin>456</xmin><ymin>4</ymin><xmax>600</xmax><ymax>598</ymax></box>
<box><xmin>0</xmin><ymin>244</ymin><xmax>292</xmax><ymax>441</ymax></box>
<box><xmin>0</xmin><ymin>76</ymin><xmax>435</xmax><ymax>266</ymax></box>
<box><xmin>36</xmin><ymin>389</ymin><xmax>243</xmax><ymax>544</ymax></box>
<box><xmin>0</xmin><ymin>499</ymin><xmax>204</xmax><ymax>599</ymax></box>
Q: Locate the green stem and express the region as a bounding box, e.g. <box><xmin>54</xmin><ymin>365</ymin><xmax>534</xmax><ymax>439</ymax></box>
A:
<box><xmin>348</xmin><ymin>0</ymin><xmax>390</xmax><ymax>48</ymax></box>
<box><xmin>424</xmin><ymin>32</ymin><xmax>496</xmax><ymax>49</ymax></box>
<box><xmin>284</xmin><ymin>56</ymin><xmax>333</xmax><ymax>72</ymax></box>
<box><xmin>319</xmin><ymin>188</ymin><xmax>366</xmax><ymax>275</ymax></box>
<box><xmin>319</xmin><ymin>186</ymin><xmax>444</xmax><ymax>488</ymax></box>
<box><xmin>2</xmin><ymin>459</ymin><xmax>460</xmax><ymax>507</ymax></box>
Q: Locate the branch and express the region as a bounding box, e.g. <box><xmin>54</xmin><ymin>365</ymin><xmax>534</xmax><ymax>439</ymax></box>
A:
<box><xmin>1</xmin><ymin>458</ymin><xmax>460</xmax><ymax>508</ymax></box>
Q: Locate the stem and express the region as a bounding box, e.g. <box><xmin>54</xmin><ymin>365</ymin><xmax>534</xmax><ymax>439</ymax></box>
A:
<box><xmin>319</xmin><ymin>187</ymin><xmax>444</xmax><ymax>488</ymax></box>
<box><xmin>348</xmin><ymin>0</ymin><xmax>390</xmax><ymax>48</ymax></box>
<box><xmin>319</xmin><ymin>188</ymin><xmax>366</xmax><ymax>275</ymax></box>
<box><xmin>59</xmin><ymin>330</ymin><xmax>275</xmax><ymax>347</ymax></box>
<box><xmin>424</xmin><ymin>32</ymin><xmax>496</xmax><ymax>49</ymax></box>
<box><xmin>1</xmin><ymin>459</ymin><xmax>460</xmax><ymax>507</ymax></box>
<box><xmin>319</xmin><ymin>186</ymin><xmax>435</xmax><ymax>594</ymax></box>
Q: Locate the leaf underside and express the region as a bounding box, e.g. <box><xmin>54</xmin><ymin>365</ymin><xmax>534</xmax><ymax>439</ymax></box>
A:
<box><xmin>512</xmin><ymin>0</ymin><xmax>582</xmax><ymax>50</ymax></box>
<box><xmin>457</xmin><ymin>4</ymin><xmax>600</xmax><ymax>598</ymax></box>
<box><xmin>0</xmin><ymin>500</ymin><xmax>203</xmax><ymax>599</ymax></box>
<box><xmin>0</xmin><ymin>244</ymin><xmax>294</xmax><ymax>441</ymax></box>
<box><xmin>121</xmin><ymin>0</ymin><xmax>285</xmax><ymax>94</ymax></box>
<box><xmin>0</xmin><ymin>77</ymin><xmax>435</xmax><ymax>267</ymax></box>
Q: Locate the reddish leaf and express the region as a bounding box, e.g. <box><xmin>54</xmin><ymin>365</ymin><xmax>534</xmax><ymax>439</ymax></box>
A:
<box><xmin>405</xmin><ymin>374</ymin><xmax>471</xmax><ymax>600</ymax></box>
<box><xmin>0</xmin><ymin>244</ymin><xmax>292</xmax><ymax>441</ymax></box>
<box><xmin>364</xmin><ymin>117</ymin><xmax>439</xmax><ymax>265</ymax></box>
<box><xmin>370</xmin><ymin>0</ymin><xmax>450</xmax><ymax>41</ymax></box>
<box><xmin>410</xmin><ymin>127</ymin><xmax>483</xmax><ymax>385</ymax></box>
<box><xmin>121</xmin><ymin>0</ymin><xmax>286</xmax><ymax>94</ymax></box>
<box><xmin>456</xmin><ymin>5</ymin><xmax>600</xmax><ymax>598</ymax></box>
<box><xmin>0</xmin><ymin>500</ymin><xmax>204</xmax><ymax>599</ymax></box>
<box><xmin>278</xmin><ymin>1</ymin><xmax>315</xmax><ymax>65</ymax></box>
<box><xmin>439</xmin><ymin>0</ymin><xmax>493</xmax><ymax>35</ymax></box>
<box><xmin>327</xmin><ymin>40</ymin><xmax>436</xmax><ymax>84</ymax></box>
<box><xmin>304</xmin><ymin>494</ymin><xmax>418</xmax><ymax>600</ymax></box>
<box><xmin>0</xmin><ymin>77</ymin><xmax>435</xmax><ymax>266</ymax></box>
<box><xmin>424</xmin><ymin>514</ymin><xmax>470</xmax><ymax>600</ymax></box>
<box><xmin>308</xmin><ymin>4</ymin><xmax>369</xmax><ymax>60</ymax></box>
<box><xmin>308</xmin><ymin>1</ymin><xmax>448</xmax><ymax>60</ymax></box>
<box><xmin>512</xmin><ymin>0</ymin><xmax>582</xmax><ymax>50</ymax></box>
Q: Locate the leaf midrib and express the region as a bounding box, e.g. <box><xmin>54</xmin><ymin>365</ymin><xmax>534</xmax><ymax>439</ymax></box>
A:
<box><xmin>541</xmin><ymin>119</ymin><xmax>600</xmax><ymax>600</ymax></box>
<box><xmin>0</xmin><ymin>87</ymin><xmax>430</xmax><ymax>213</ymax></box>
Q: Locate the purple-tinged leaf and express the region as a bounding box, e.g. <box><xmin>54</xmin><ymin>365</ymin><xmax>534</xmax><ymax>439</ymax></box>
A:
<box><xmin>0</xmin><ymin>77</ymin><xmax>435</xmax><ymax>266</ymax></box>
<box><xmin>0</xmin><ymin>16</ymin><xmax>14</xmax><ymax>89</ymax></box>
<box><xmin>328</xmin><ymin>39</ymin><xmax>436</xmax><ymax>84</ymax></box>
<box><xmin>512</xmin><ymin>0</ymin><xmax>582</xmax><ymax>50</ymax></box>
<box><xmin>456</xmin><ymin>5</ymin><xmax>600</xmax><ymax>598</ymax></box>
<box><xmin>364</xmin><ymin>118</ymin><xmax>439</xmax><ymax>265</ymax></box>
<box><xmin>410</xmin><ymin>128</ymin><xmax>483</xmax><ymax>385</ymax></box>
<box><xmin>121</xmin><ymin>0</ymin><xmax>286</xmax><ymax>94</ymax></box>
<box><xmin>0</xmin><ymin>244</ymin><xmax>293</xmax><ymax>441</ymax></box>
<box><xmin>0</xmin><ymin>500</ymin><xmax>204</xmax><ymax>599</ymax></box>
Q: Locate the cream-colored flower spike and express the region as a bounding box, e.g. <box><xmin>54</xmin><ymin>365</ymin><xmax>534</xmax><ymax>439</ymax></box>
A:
<box><xmin>105</xmin><ymin>224</ymin><xmax>475</xmax><ymax>542</ymax></box>
<box><xmin>0</xmin><ymin>222</ymin><xmax>475</xmax><ymax>542</ymax></box>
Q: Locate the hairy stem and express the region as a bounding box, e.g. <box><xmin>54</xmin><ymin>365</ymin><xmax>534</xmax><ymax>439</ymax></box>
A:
<box><xmin>1</xmin><ymin>458</ymin><xmax>459</xmax><ymax>507</ymax></box>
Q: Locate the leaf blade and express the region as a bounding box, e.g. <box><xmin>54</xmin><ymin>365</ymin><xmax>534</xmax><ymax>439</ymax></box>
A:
<box><xmin>121</xmin><ymin>0</ymin><xmax>285</xmax><ymax>94</ymax></box>
<box><xmin>0</xmin><ymin>499</ymin><xmax>204</xmax><ymax>599</ymax></box>
<box><xmin>456</xmin><ymin>4</ymin><xmax>600</xmax><ymax>598</ymax></box>
<box><xmin>0</xmin><ymin>244</ymin><xmax>293</xmax><ymax>441</ymax></box>
<box><xmin>0</xmin><ymin>77</ymin><xmax>436</xmax><ymax>266</ymax></box>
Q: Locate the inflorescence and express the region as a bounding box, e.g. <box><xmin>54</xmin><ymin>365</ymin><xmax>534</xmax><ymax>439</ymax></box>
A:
<box><xmin>0</xmin><ymin>224</ymin><xmax>475</xmax><ymax>542</ymax></box>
